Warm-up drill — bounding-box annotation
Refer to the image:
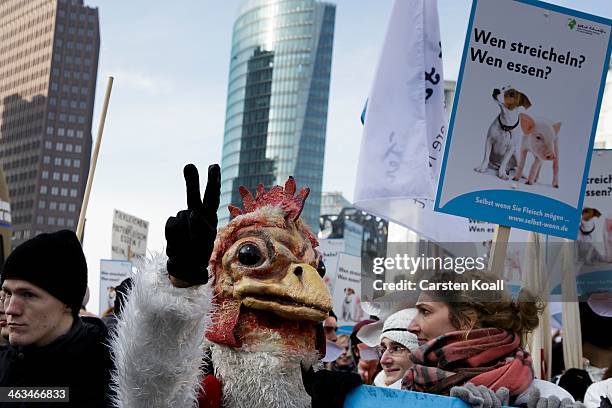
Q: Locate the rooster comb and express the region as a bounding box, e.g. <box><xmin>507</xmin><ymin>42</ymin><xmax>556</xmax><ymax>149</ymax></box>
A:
<box><xmin>228</xmin><ymin>177</ymin><xmax>310</xmax><ymax>221</ymax></box>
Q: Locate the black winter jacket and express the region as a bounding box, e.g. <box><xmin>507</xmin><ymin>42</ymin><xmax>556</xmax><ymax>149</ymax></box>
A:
<box><xmin>302</xmin><ymin>365</ymin><xmax>362</xmax><ymax>408</ymax></box>
<box><xmin>0</xmin><ymin>316</ymin><xmax>112</xmax><ymax>407</ymax></box>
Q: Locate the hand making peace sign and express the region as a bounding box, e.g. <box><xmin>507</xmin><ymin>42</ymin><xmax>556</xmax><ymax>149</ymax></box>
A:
<box><xmin>165</xmin><ymin>163</ymin><xmax>221</xmax><ymax>287</ymax></box>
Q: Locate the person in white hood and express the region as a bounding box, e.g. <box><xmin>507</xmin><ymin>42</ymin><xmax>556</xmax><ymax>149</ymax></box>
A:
<box><xmin>358</xmin><ymin>308</ymin><xmax>418</xmax><ymax>389</ymax></box>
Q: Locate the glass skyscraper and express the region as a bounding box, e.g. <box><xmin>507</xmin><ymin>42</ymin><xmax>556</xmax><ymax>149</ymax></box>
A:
<box><xmin>219</xmin><ymin>0</ymin><xmax>335</xmax><ymax>231</ymax></box>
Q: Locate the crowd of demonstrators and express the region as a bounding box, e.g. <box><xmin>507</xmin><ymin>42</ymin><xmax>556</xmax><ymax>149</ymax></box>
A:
<box><xmin>0</xmin><ymin>230</ymin><xmax>112</xmax><ymax>407</ymax></box>
<box><xmin>0</xmin><ymin>162</ymin><xmax>609</xmax><ymax>408</ymax></box>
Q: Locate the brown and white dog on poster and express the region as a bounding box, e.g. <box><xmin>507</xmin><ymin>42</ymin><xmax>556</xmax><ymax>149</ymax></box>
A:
<box><xmin>475</xmin><ymin>86</ymin><xmax>532</xmax><ymax>180</ymax></box>
<box><xmin>513</xmin><ymin>113</ymin><xmax>562</xmax><ymax>188</ymax></box>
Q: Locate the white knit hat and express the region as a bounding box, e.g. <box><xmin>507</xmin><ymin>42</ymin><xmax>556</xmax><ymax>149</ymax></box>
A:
<box><xmin>357</xmin><ymin>308</ymin><xmax>418</xmax><ymax>352</ymax></box>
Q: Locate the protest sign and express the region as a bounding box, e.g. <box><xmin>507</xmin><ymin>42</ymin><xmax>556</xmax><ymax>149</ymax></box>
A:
<box><xmin>549</xmin><ymin>150</ymin><xmax>612</xmax><ymax>295</ymax></box>
<box><xmin>99</xmin><ymin>259</ymin><xmax>132</xmax><ymax>315</ymax></box>
<box><xmin>317</xmin><ymin>239</ymin><xmax>345</xmax><ymax>297</ymax></box>
<box><xmin>435</xmin><ymin>0</ymin><xmax>612</xmax><ymax>239</ymax></box>
<box><xmin>345</xmin><ymin>385</ymin><xmax>469</xmax><ymax>408</ymax></box>
<box><xmin>333</xmin><ymin>253</ymin><xmax>364</xmax><ymax>333</ymax></box>
<box><xmin>111</xmin><ymin>209</ymin><xmax>149</xmax><ymax>261</ymax></box>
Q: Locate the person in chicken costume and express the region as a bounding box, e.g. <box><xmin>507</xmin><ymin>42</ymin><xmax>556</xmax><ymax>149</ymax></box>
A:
<box><xmin>110</xmin><ymin>164</ymin><xmax>359</xmax><ymax>408</ymax></box>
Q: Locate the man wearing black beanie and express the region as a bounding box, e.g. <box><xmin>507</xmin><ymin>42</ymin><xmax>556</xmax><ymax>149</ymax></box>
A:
<box><xmin>0</xmin><ymin>230</ymin><xmax>112</xmax><ymax>407</ymax></box>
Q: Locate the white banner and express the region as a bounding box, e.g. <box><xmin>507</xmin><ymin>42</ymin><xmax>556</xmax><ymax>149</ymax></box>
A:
<box><xmin>111</xmin><ymin>209</ymin><xmax>149</xmax><ymax>261</ymax></box>
<box><xmin>99</xmin><ymin>259</ymin><xmax>133</xmax><ymax>315</ymax></box>
<box><xmin>354</xmin><ymin>0</ymin><xmax>469</xmax><ymax>242</ymax></box>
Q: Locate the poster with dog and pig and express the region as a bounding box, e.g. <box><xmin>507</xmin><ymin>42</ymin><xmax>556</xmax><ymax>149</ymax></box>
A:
<box><xmin>317</xmin><ymin>238</ymin><xmax>345</xmax><ymax>299</ymax></box>
<box><xmin>434</xmin><ymin>0</ymin><xmax>611</xmax><ymax>239</ymax></box>
<box><xmin>333</xmin><ymin>253</ymin><xmax>364</xmax><ymax>333</ymax></box>
<box><xmin>547</xmin><ymin>150</ymin><xmax>612</xmax><ymax>296</ymax></box>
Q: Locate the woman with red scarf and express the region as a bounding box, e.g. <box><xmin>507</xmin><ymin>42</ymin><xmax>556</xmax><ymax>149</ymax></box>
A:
<box><xmin>404</xmin><ymin>270</ymin><xmax>577</xmax><ymax>407</ymax></box>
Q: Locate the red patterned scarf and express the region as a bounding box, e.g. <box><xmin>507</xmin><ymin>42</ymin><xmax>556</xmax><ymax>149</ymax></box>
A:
<box><xmin>402</xmin><ymin>328</ymin><xmax>533</xmax><ymax>396</ymax></box>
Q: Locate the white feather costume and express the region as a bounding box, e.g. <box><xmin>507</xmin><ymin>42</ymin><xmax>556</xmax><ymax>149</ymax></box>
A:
<box><xmin>212</xmin><ymin>345</ymin><xmax>316</xmax><ymax>408</ymax></box>
<box><xmin>109</xmin><ymin>256</ymin><xmax>212</xmax><ymax>408</ymax></box>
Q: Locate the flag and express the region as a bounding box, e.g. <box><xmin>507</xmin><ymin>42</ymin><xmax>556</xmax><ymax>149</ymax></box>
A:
<box><xmin>353</xmin><ymin>0</ymin><xmax>469</xmax><ymax>242</ymax></box>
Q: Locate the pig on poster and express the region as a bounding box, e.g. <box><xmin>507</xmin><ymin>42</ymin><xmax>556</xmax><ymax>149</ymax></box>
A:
<box><xmin>333</xmin><ymin>253</ymin><xmax>363</xmax><ymax>332</ymax></box>
<box><xmin>550</xmin><ymin>150</ymin><xmax>612</xmax><ymax>295</ymax></box>
<box><xmin>435</xmin><ymin>0</ymin><xmax>612</xmax><ymax>239</ymax></box>
<box><xmin>99</xmin><ymin>259</ymin><xmax>133</xmax><ymax>315</ymax></box>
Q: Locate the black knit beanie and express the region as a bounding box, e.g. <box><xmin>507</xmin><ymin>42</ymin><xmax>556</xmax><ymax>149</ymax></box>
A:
<box><xmin>1</xmin><ymin>230</ymin><xmax>87</xmax><ymax>315</ymax></box>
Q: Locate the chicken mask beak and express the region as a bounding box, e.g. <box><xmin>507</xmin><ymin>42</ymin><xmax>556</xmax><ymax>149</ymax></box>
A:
<box><xmin>234</xmin><ymin>263</ymin><xmax>332</xmax><ymax>321</ymax></box>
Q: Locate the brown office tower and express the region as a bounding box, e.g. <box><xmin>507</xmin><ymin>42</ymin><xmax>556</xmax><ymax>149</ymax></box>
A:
<box><xmin>0</xmin><ymin>0</ymin><xmax>99</xmax><ymax>247</ymax></box>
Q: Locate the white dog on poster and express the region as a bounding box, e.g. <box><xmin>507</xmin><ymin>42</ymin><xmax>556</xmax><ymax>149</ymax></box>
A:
<box><xmin>475</xmin><ymin>86</ymin><xmax>532</xmax><ymax>180</ymax></box>
<box><xmin>342</xmin><ymin>287</ymin><xmax>362</xmax><ymax>322</ymax></box>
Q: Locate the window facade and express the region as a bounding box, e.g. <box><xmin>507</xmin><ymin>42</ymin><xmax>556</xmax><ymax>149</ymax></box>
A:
<box><xmin>219</xmin><ymin>0</ymin><xmax>335</xmax><ymax>230</ymax></box>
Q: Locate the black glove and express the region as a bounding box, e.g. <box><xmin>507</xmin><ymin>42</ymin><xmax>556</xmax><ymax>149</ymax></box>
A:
<box><xmin>301</xmin><ymin>364</ymin><xmax>362</xmax><ymax>408</ymax></box>
<box><xmin>165</xmin><ymin>164</ymin><xmax>220</xmax><ymax>286</ymax></box>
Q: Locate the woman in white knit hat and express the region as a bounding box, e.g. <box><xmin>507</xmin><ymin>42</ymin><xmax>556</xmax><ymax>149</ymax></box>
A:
<box><xmin>357</xmin><ymin>308</ymin><xmax>418</xmax><ymax>389</ymax></box>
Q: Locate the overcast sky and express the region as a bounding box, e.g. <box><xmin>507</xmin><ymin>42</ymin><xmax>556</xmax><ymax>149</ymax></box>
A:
<box><xmin>82</xmin><ymin>0</ymin><xmax>611</xmax><ymax>313</ymax></box>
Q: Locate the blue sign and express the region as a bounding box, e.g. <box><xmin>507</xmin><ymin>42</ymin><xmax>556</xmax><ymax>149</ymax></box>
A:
<box><xmin>434</xmin><ymin>0</ymin><xmax>612</xmax><ymax>239</ymax></box>
<box><xmin>344</xmin><ymin>386</ymin><xmax>471</xmax><ymax>408</ymax></box>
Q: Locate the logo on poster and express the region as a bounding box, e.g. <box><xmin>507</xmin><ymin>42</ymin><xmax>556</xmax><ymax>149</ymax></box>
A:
<box><xmin>568</xmin><ymin>18</ymin><xmax>607</xmax><ymax>36</ymax></box>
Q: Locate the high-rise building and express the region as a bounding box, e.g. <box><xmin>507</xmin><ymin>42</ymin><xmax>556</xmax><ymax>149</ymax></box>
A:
<box><xmin>0</xmin><ymin>0</ymin><xmax>99</xmax><ymax>246</ymax></box>
<box><xmin>320</xmin><ymin>191</ymin><xmax>351</xmax><ymax>218</ymax></box>
<box><xmin>219</xmin><ymin>0</ymin><xmax>335</xmax><ymax>231</ymax></box>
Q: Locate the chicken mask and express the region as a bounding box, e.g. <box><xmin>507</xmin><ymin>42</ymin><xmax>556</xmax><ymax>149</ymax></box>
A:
<box><xmin>206</xmin><ymin>178</ymin><xmax>333</xmax><ymax>353</ymax></box>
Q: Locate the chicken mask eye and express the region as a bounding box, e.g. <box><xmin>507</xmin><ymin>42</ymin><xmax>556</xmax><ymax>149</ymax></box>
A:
<box><xmin>238</xmin><ymin>243</ymin><xmax>262</xmax><ymax>266</ymax></box>
<box><xmin>317</xmin><ymin>260</ymin><xmax>326</xmax><ymax>277</ymax></box>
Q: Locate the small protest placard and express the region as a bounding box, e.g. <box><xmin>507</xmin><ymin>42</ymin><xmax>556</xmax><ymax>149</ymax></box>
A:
<box><xmin>111</xmin><ymin>209</ymin><xmax>148</xmax><ymax>261</ymax></box>
<box><xmin>99</xmin><ymin>259</ymin><xmax>132</xmax><ymax>315</ymax></box>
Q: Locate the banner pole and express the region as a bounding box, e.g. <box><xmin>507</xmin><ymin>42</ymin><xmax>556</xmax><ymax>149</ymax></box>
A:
<box><xmin>488</xmin><ymin>224</ymin><xmax>511</xmax><ymax>275</ymax></box>
<box><xmin>77</xmin><ymin>76</ymin><xmax>114</xmax><ymax>243</ymax></box>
